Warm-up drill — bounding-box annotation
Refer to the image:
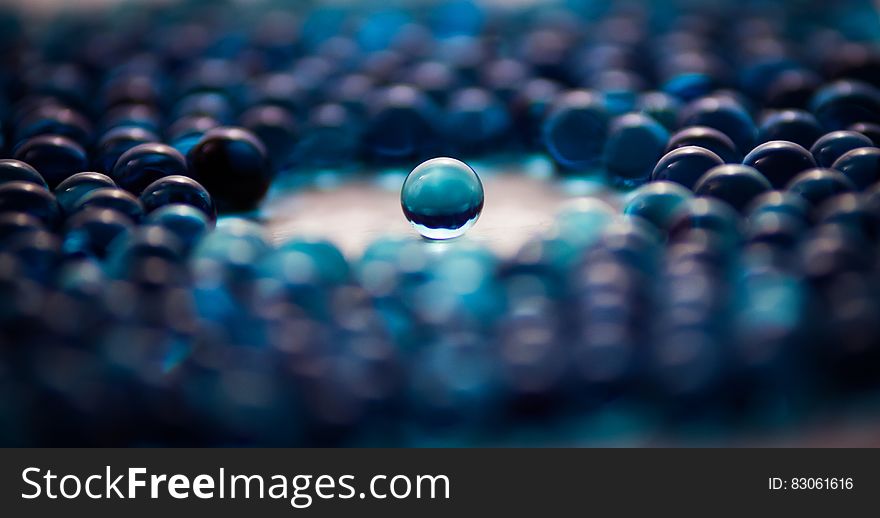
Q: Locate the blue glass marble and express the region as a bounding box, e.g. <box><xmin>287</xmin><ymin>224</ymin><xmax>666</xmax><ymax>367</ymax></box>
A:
<box><xmin>93</xmin><ymin>126</ymin><xmax>158</xmax><ymax>174</ymax></box>
<box><xmin>746</xmin><ymin>211</ymin><xmax>806</xmax><ymax>250</ymax></box>
<box><xmin>602</xmin><ymin>113</ymin><xmax>669</xmax><ymax>185</ymax></box>
<box><xmin>483</xmin><ymin>58</ymin><xmax>528</xmax><ymax>102</ymax></box>
<box><xmin>99</xmin><ymin>104</ymin><xmax>161</xmax><ymax>134</ymax></box>
<box><xmin>651</xmin><ymin>145</ymin><xmax>723</xmax><ymax>189</ymax></box>
<box><xmin>510</xmin><ymin>78</ymin><xmax>560</xmax><ymax>150</ymax></box>
<box><xmin>693</xmin><ymin>164</ymin><xmax>773</xmax><ymax>213</ymax></box>
<box><xmin>13</xmin><ymin>104</ymin><xmax>93</xmax><ymax>148</ymax></box>
<box><xmin>72</xmin><ymin>187</ymin><xmax>144</xmax><ymax>222</ymax></box>
<box><xmin>54</xmin><ymin>171</ymin><xmax>117</xmax><ymax>215</ymax></box>
<box><xmin>112</xmin><ymin>143</ymin><xmax>188</xmax><ymax>194</ymax></box>
<box><xmin>12</xmin><ymin>134</ymin><xmax>88</xmax><ymax>188</ymax></box>
<box><xmin>4</xmin><ymin>229</ymin><xmax>60</xmax><ymax>282</ymax></box>
<box><xmin>623</xmin><ymin>181</ymin><xmax>693</xmax><ymax>232</ymax></box>
<box><xmin>786</xmin><ymin>169</ymin><xmax>856</xmax><ymax>208</ymax></box>
<box><xmin>187</xmin><ymin>126</ymin><xmax>272</xmax><ymax>212</ymax></box>
<box><xmin>0</xmin><ymin>181</ymin><xmax>60</xmax><ymax>226</ymax></box>
<box><xmin>831</xmin><ymin>147</ymin><xmax>880</xmax><ymax>190</ymax></box>
<box><xmin>172</xmin><ymin>91</ymin><xmax>234</xmax><ymax>124</ymax></box>
<box><xmin>145</xmin><ymin>204</ymin><xmax>211</xmax><ymax>252</ymax></box>
<box><xmin>756</xmin><ymin>109</ymin><xmax>823</xmax><ymax>149</ymax></box>
<box><xmin>139</xmin><ymin>175</ymin><xmax>215</xmax><ymax>220</ymax></box>
<box><xmin>636</xmin><ymin>91</ymin><xmax>681</xmax><ymax>131</ymax></box>
<box><xmin>810</xmin><ymin>131</ymin><xmax>875</xmax><ymax>168</ymax></box>
<box><xmin>240</xmin><ymin>104</ymin><xmax>299</xmax><ymax>168</ymax></box>
<box><xmin>800</xmin><ymin>224</ymin><xmax>870</xmax><ymax>281</ymax></box>
<box><xmin>662</xmin><ymin>72</ymin><xmax>716</xmax><ymax>103</ymax></box>
<box><xmin>747</xmin><ymin>190</ymin><xmax>812</xmax><ymax>226</ymax></box>
<box><xmin>0</xmin><ymin>159</ymin><xmax>47</xmax><ymax>187</ymax></box>
<box><xmin>666</xmin><ymin>126</ymin><xmax>741</xmax><ymax>164</ymax></box>
<box><xmin>0</xmin><ymin>212</ymin><xmax>44</xmax><ymax>245</ymax></box>
<box><xmin>401</xmin><ymin>157</ymin><xmax>483</xmax><ymax>240</ymax></box>
<box><xmin>818</xmin><ymin>193</ymin><xmax>880</xmax><ymax>242</ymax></box>
<box><xmin>552</xmin><ymin>198</ymin><xmax>616</xmax><ymax>250</ymax></box>
<box><xmin>443</xmin><ymin>87</ymin><xmax>510</xmax><ymax>155</ymax></box>
<box><xmin>668</xmin><ymin>198</ymin><xmax>742</xmax><ymax>248</ymax></box>
<box><xmin>62</xmin><ymin>207</ymin><xmax>134</xmax><ymax>259</ymax></box>
<box><xmin>587</xmin><ymin>217</ymin><xmax>662</xmax><ymax>274</ymax></box>
<box><xmin>742</xmin><ymin>140</ymin><xmax>817</xmax><ymax>189</ymax></box>
<box><xmin>810</xmin><ymin>80</ymin><xmax>880</xmax><ymax>130</ymax></box>
<box><xmin>764</xmin><ymin>68</ymin><xmax>820</xmax><ymax>110</ymax></box>
<box><xmin>269</xmin><ymin>239</ymin><xmax>350</xmax><ymax>287</ymax></box>
<box><xmin>166</xmin><ymin>116</ymin><xmax>218</xmax><ymax>159</ymax></box>
<box><xmin>848</xmin><ymin>122</ymin><xmax>880</xmax><ymax>147</ymax></box>
<box><xmin>363</xmin><ymin>84</ymin><xmax>440</xmax><ymax>162</ymax></box>
<box><xmin>679</xmin><ymin>95</ymin><xmax>757</xmax><ymax>154</ymax></box>
<box><xmin>286</xmin><ymin>103</ymin><xmax>360</xmax><ymax>169</ymax></box>
<box><xmin>542</xmin><ymin>90</ymin><xmax>609</xmax><ymax>171</ymax></box>
<box><xmin>105</xmin><ymin>225</ymin><xmax>186</xmax><ymax>280</ymax></box>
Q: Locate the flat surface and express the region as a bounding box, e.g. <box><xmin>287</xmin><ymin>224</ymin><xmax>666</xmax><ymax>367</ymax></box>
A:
<box><xmin>263</xmin><ymin>157</ymin><xmax>616</xmax><ymax>258</ymax></box>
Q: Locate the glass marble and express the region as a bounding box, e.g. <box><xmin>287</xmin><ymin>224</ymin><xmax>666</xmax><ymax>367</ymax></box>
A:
<box><xmin>62</xmin><ymin>207</ymin><xmax>134</xmax><ymax>259</ymax></box>
<box><xmin>275</xmin><ymin>239</ymin><xmax>350</xmax><ymax>286</ymax></box>
<box><xmin>668</xmin><ymin>198</ymin><xmax>742</xmax><ymax>248</ymax></box>
<box><xmin>172</xmin><ymin>91</ymin><xmax>235</xmax><ymax>124</ymax></box>
<box><xmin>4</xmin><ymin>229</ymin><xmax>60</xmax><ymax>282</ymax></box>
<box><xmin>764</xmin><ymin>68</ymin><xmax>820</xmax><ymax>110</ymax></box>
<box><xmin>0</xmin><ymin>212</ymin><xmax>44</xmax><ymax>245</ymax></box>
<box><xmin>139</xmin><ymin>175</ymin><xmax>216</xmax><ymax>220</ymax></box>
<box><xmin>800</xmin><ymin>224</ymin><xmax>870</xmax><ymax>280</ymax></box>
<box><xmin>187</xmin><ymin>126</ymin><xmax>272</xmax><ymax>212</ymax></box>
<box><xmin>746</xmin><ymin>211</ymin><xmax>806</xmax><ymax>250</ymax></box>
<box><xmin>99</xmin><ymin>104</ymin><xmax>161</xmax><ymax>134</ymax></box>
<box><xmin>786</xmin><ymin>169</ymin><xmax>856</xmax><ymax>208</ymax></box>
<box><xmin>286</xmin><ymin>103</ymin><xmax>360</xmax><ymax>169</ymax></box>
<box><xmin>742</xmin><ymin>140</ymin><xmax>817</xmax><ymax>189</ymax></box>
<box><xmin>636</xmin><ymin>91</ymin><xmax>681</xmax><ymax>131</ymax></box>
<box><xmin>831</xmin><ymin>147</ymin><xmax>880</xmax><ymax>190</ymax></box>
<box><xmin>240</xmin><ymin>104</ymin><xmax>299</xmax><ymax>168</ymax></box>
<box><xmin>623</xmin><ymin>181</ymin><xmax>693</xmax><ymax>232</ymax></box>
<box><xmin>679</xmin><ymin>95</ymin><xmax>757</xmax><ymax>154</ymax></box>
<box><xmin>747</xmin><ymin>190</ymin><xmax>812</xmax><ymax>225</ymax></box>
<box><xmin>810</xmin><ymin>131</ymin><xmax>875</xmax><ymax>168</ymax></box>
<box><xmin>401</xmin><ymin>157</ymin><xmax>483</xmax><ymax>240</ymax></box>
<box><xmin>810</xmin><ymin>80</ymin><xmax>880</xmax><ymax>130</ymax></box>
<box><xmin>602</xmin><ymin>112</ymin><xmax>669</xmax><ymax>185</ymax></box>
<box><xmin>146</xmin><ymin>204</ymin><xmax>211</xmax><ymax>252</ymax></box>
<box><xmin>510</xmin><ymin>78</ymin><xmax>560</xmax><ymax>150</ymax></box>
<box><xmin>93</xmin><ymin>125</ymin><xmax>159</xmax><ymax>174</ymax></box>
<box><xmin>552</xmin><ymin>198</ymin><xmax>616</xmax><ymax>250</ymax></box>
<box><xmin>13</xmin><ymin>104</ymin><xmax>93</xmax><ymax>148</ymax></box>
<box><xmin>363</xmin><ymin>84</ymin><xmax>440</xmax><ymax>162</ymax></box>
<box><xmin>542</xmin><ymin>90</ymin><xmax>609</xmax><ymax>171</ymax></box>
<box><xmin>54</xmin><ymin>171</ymin><xmax>117</xmax><ymax>215</ymax></box>
<box><xmin>105</xmin><ymin>225</ymin><xmax>186</xmax><ymax>279</ymax></box>
<box><xmin>587</xmin><ymin>217</ymin><xmax>662</xmax><ymax>274</ymax></box>
<box><xmin>12</xmin><ymin>134</ymin><xmax>88</xmax><ymax>188</ymax></box>
<box><xmin>693</xmin><ymin>164</ymin><xmax>772</xmax><ymax>213</ymax></box>
<box><xmin>0</xmin><ymin>181</ymin><xmax>60</xmax><ymax>226</ymax></box>
<box><xmin>662</xmin><ymin>72</ymin><xmax>715</xmax><ymax>103</ymax></box>
<box><xmin>666</xmin><ymin>126</ymin><xmax>741</xmax><ymax>164</ymax></box>
<box><xmin>0</xmin><ymin>159</ymin><xmax>47</xmax><ymax>187</ymax></box>
<box><xmin>756</xmin><ymin>110</ymin><xmax>823</xmax><ymax>149</ymax></box>
<box><xmin>72</xmin><ymin>187</ymin><xmax>144</xmax><ymax>222</ymax></box>
<box><xmin>818</xmin><ymin>193</ymin><xmax>880</xmax><ymax>242</ymax></box>
<box><xmin>112</xmin><ymin>143</ymin><xmax>188</xmax><ymax>194</ymax></box>
<box><xmin>443</xmin><ymin>87</ymin><xmax>510</xmax><ymax>155</ymax></box>
<box><xmin>168</xmin><ymin>115</ymin><xmax>221</xmax><ymax>158</ymax></box>
<box><xmin>848</xmin><ymin>122</ymin><xmax>880</xmax><ymax>147</ymax></box>
<box><xmin>651</xmin><ymin>145</ymin><xmax>723</xmax><ymax>189</ymax></box>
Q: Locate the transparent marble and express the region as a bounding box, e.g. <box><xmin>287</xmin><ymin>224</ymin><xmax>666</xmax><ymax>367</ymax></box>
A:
<box><xmin>401</xmin><ymin>157</ymin><xmax>484</xmax><ymax>240</ymax></box>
